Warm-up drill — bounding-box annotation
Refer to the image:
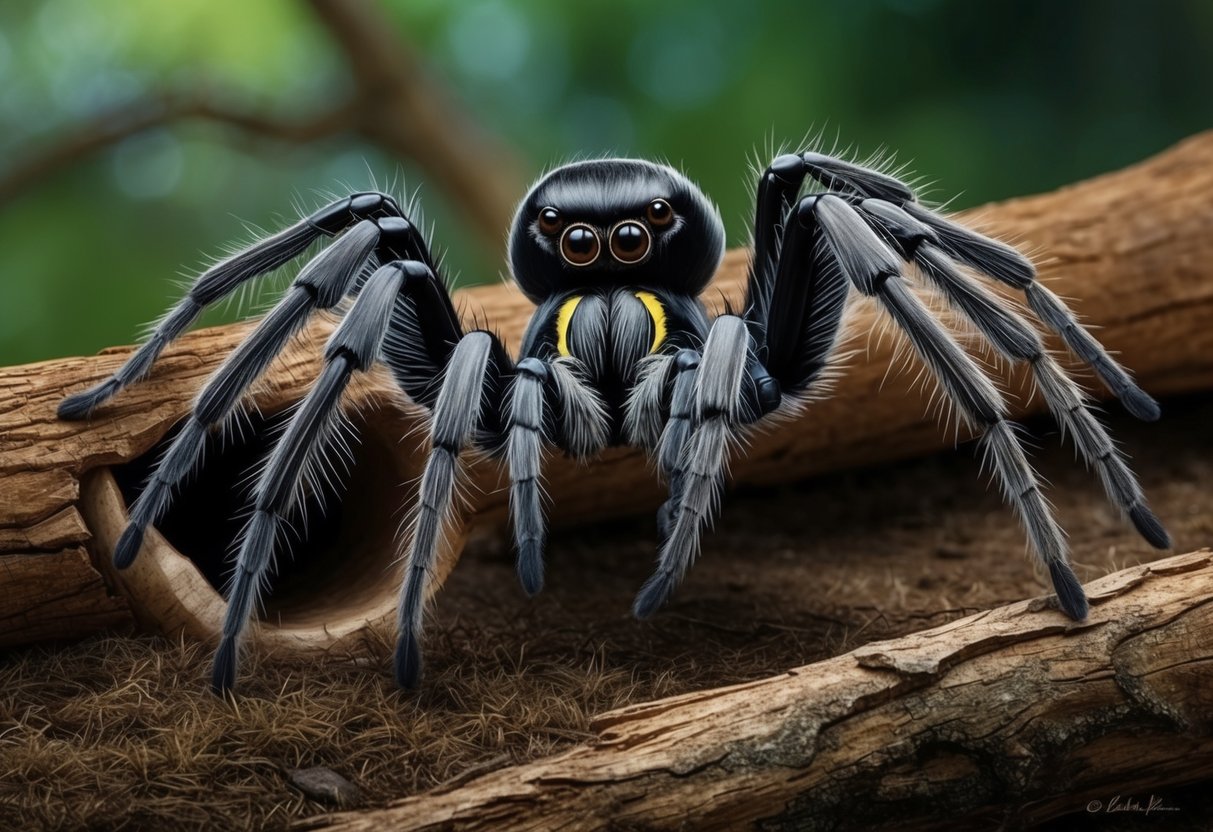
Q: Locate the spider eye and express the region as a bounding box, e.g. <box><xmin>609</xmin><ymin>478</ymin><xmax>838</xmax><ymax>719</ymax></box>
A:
<box><xmin>645</xmin><ymin>198</ymin><xmax>674</xmax><ymax>229</ymax></box>
<box><xmin>609</xmin><ymin>221</ymin><xmax>651</xmax><ymax>264</ymax></box>
<box><xmin>559</xmin><ymin>224</ymin><xmax>600</xmax><ymax>267</ymax></box>
<box><xmin>538</xmin><ymin>207</ymin><xmax>564</xmax><ymax>236</ymax></box>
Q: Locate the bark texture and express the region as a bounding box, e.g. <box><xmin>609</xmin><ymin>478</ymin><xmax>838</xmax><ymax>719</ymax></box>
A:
<box><xmin>302</xmin><ymin>549</ymin><xmax>1213</xmax><ymax>832</ymax></box>
<box><xmin>2</xmin><ymin>133</ymin><xmax>1213</xmax><ymax>651</ymax></box>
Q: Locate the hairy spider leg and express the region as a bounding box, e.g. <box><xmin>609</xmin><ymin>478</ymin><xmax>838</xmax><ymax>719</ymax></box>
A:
<box><xmin>809</xmin><ymin>193</ymin><xmax>1089</xmax><ymax>619</ymax></box>
<box><xmin>107</xmin><ymin>204</ymin><xmax>441</xmax><ymax>570</ymax></box>
<box><xmin>58</xmin><ymin>192</ymin><xmax>420</xmax><ymax>420</ymax></box>
<box><xmin>645</xmin><ymin>151</ymin><xmax>852</xmax><ymax>552</ymax></box>
<box><xmin>111</xmin><ymin>220</ymin><xmax>380</xmax><ymax>568</ymax></box>
<box><xmin>628</xmin><ymin>151</ymin><xmax>849</xmax><ymax>561</ymax></box>
<box><xmin>653</xmin><ymin>350</ymin><xmax>700</xmax><ymax>541</ymax></box>
<box><xmin>638</xmin><ymin>194</ymin><xmax>851</xmax><ymax>614</ymax></box>
<box><xmin>394</xmin><ymin>331</ymin><xmax>502</xmax><ymax>690</ymax></box>
<box><xmin>745</xmin><ymin>149</ymin><xmax>915</xmax><ymax>357</ymax></box>
<box><xmin>212</xmin><ymin>260</ymin><xmax>411</xmax><ymax>693</ymax></box>
<box><xmin>746</xmin><ymin>168</ymin><xmax>850</xmax><ymax>398</ymax></box>
<box><xmin>507</xmin><ymin>358</ymin><xmax>550</xmax><ymax>596</ymax></box>
<box><xmin>505</xmin><ymin>351</ymin><xmax>611</xmax><ymax>594</ymax></box>
<box><xmin>859</xmin><ymin>199</ymin><xmax>1169</xmax><ymax>550</ymax></box>
<box><xmin>374</xmin><ymin>257</ymin><xmax>546</xmax><ymax>688</ymax></box>
<box><xmin>740</xmin><ymin>148</ymin><xmax>1168</xmax><ymax>612</ymax></box>
<box><xmin>633</xmin><ymin>316</ymin><xmax>753</xmax><ymax>618</ymax></box>
<box><xmin>745</xmin><ymin>154</ymin><xmax>810</xmax><ymax>344</ymax></box>
<box><xmin>898</xmin><ymin>201</ymin><xmax>1159</xmax><ymax>421</ymax></box>
<box><xmin>768</xmin><ymin>149</ymin><xmax>1158</xmax><ymax>422</ymax></box>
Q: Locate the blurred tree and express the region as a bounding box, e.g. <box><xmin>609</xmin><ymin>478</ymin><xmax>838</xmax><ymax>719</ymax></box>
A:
<box><xmin>0</xmin><ymin>0</ymin><xmax>526</xmax><ymax>260</ymax></box>
<box><xmin>0</xmin><ymin>0</ymin><xmax>1210</xmax><ymax>365</ymax></box>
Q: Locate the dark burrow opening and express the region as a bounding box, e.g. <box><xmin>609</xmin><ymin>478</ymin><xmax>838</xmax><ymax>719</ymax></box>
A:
<box><xmin>111</xmin><ymin>408</ymin><xmax>413</xmax><ymax>627</ymax></box>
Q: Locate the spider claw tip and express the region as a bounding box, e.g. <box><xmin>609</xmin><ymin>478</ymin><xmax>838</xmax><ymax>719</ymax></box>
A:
<box><xmin>516</xmin><ymin>544</ymin><xmax>545</xmax><ymax>597</ymax></box>
<box><xmin>1048</xmin><ymin>561</ymin><xmax>1089</xmax><ymax>621</ymax></box>
<box><xmin>394</xmin><ymin>629</ymin><xmax>423</xmax><ymax>690</ymax></box>
<box><xmin>113</xmin><ymin>525</ymin><xmax>145</xmax><ymax>569</ymax></box>
<box><xmin>58</xmin><ymin>379</ymin><xmax>120</xmax><ymax>421</ymax></box>
<box><xmin>632</xmin><ymin>572</ymin><xmax>674</xmax><ymax>620</ymax></box>
<box><xmin>211</xmin><ymin>638</ymin><xmax>238</xmax><ymax>695</ymax></box>
<box><xmin>1122</xmin><ymin>388</ymin><xmax>1161</xmax><ymax>422</ymax></box>
<box><xmin>1129</xmin><ymin>504</ymin><xmax>1171</xmax><ymax>550</ymax></box>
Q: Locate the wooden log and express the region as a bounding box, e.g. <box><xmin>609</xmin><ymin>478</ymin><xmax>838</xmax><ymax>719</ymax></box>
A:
<box><xmin>0</xmin><ymin>548</ymin><xmax>129</xmax><ymax>646</ymax></box>
<box><xmin>3</xmin><ymin>133</ymin><xmax>1213</xmax><ymax>653</ymax></box>
<box><xmin>0</xmin><ymin>347</ymin><xmax>466</xmax><ymax>653</ymax></box>
<box><xmin>301</xmin><ymin>549</ymin><xmax>1213</xmax><ymax>832</ymax></box>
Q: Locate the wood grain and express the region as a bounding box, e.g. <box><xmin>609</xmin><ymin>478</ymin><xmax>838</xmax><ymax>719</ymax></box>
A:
<box><xmin>302</xmin><ymin>549</ymin><xmax>1213</xmax><ymax>832</ymax></box>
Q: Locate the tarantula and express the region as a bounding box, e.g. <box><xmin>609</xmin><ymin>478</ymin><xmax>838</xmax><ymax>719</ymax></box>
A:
<box><xmin>58</xmin><ymin>148</ymin><xmax>1169</xmax><ymax>693</ymax></box>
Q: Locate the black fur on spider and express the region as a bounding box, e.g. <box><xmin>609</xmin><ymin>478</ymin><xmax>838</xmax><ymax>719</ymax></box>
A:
<box><xmin>58</xmin><ymin>147</ymin><xmax>1171</xmax><ymax>693</ymax></box>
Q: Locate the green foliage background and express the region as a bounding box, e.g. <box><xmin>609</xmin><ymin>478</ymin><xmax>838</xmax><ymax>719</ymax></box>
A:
<box><xmin>1</xmin><ymin>0</ymin><xmax>1210</xmax><ymax>364</ymax></box>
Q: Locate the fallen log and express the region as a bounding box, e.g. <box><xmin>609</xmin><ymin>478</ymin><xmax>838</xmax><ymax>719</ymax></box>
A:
<box><xmin>302</xmin><ymin>549</ymin><xmax>1213</xmax><ymax>832</ymax></box>
<box><xmin>2</xmin><ymin>133</ymin><xmax>1213</xmax><ymax>654</ymax></box>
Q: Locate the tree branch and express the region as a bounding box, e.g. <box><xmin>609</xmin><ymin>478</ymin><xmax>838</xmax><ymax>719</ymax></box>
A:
<box><xmin>304</xmin><ymin>0</ymin><xmax>527</xmax><ymax>253</ymax></box>
<box><xmin>0</xmin><ymin>90</ymin><xmax>356</xmax><ymax>206</ymax></box>
<box><xmin>2</xmin><ymin>0</ymin><xmax>527</xmax><ymax>255</ymax></box>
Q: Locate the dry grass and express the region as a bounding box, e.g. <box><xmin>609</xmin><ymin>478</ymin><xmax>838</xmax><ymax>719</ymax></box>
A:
<box><xmin>0</xmin><ymin>628</ymin><xmax>681</xmax><ymax>831</ymax></box>
<box><xmin>2</xmin><ymin>396</ymin><xmax>1211</xmax><ymax>830</ymax></box>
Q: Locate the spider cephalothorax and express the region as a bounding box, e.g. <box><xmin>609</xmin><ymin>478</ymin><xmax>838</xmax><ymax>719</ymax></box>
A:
<box><xmin>509</xmin><ymin>159</ymin><xmax>725</xmax><ymax>300</ymax></box>
<box><xmin>57</xmin><ymin>145</ymin><xmax>1170</xmax><ymax>693</ymax></box>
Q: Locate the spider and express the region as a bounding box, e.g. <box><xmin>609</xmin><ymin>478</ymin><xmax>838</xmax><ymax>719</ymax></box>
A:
<box><xmin>58</xmin><ymin>148</ymin><xmax>1170</xmax><ymax>693</ymax></box>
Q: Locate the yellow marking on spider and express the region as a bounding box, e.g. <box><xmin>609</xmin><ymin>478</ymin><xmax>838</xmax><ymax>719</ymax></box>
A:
<box><xmin>634</xmin><ymin>291</ymin><xmax>667</xmax><ymax>353</ymax></box>
<box><xmin>555</xmin><ymin>295</ymin><xmax>583</xmax><ymax>357</ymax></box>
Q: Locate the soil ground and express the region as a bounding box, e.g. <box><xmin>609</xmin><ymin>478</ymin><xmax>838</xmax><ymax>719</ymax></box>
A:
<box><xmin>3</xmin><ymin>394</ymin><xmax>1212</xmax><ymax>831</ymax></box>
